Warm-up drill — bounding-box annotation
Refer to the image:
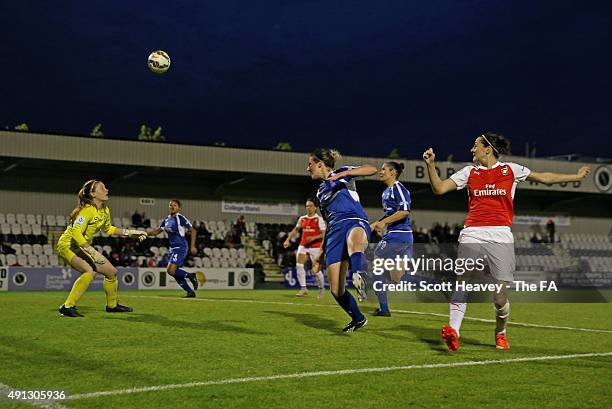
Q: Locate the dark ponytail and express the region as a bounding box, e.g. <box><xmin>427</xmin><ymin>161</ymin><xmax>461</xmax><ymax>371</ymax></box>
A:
<box><xmin>480</xmin><ymin>132</ymin><xmax>511</xmax><ymax>158</ymax></box>
<box><xmin>385</xmin><ymin>161</ymin><xmax>404</xmax><ymax>178</ymax></box>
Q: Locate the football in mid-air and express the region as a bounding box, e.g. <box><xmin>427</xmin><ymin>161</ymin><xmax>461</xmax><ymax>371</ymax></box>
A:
<box><xmin>148</xmin><ymin>50</ymin><xmax>171</xmax><ymax>74</ymax></box>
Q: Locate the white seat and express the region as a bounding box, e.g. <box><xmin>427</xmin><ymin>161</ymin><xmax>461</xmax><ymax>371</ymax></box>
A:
<box><xmin>10</xmin><ymin>224</ymin><xmax>22</xmax><ymax>235</ymax></box>
<box><xmin>121</xmin><ymin>217</ymin><xmax>131</xmax><ymax>227</ymax></box>
<box><xmin>0</xmin><ymin>254</ymin><xmax>6</xmax><ymax>266</ymax></box>
<box><xmin>32</xmin><ymin>224</ymin><xmax>42</xmax><ymax>235</ymax></box>
<box><xmin>159</xmin><ymin>246</ymin><xmax>168</xmax><ymax>256</ymax></box>
<box><xmin>221</xmin><ymin>248</ymin><xmax>230</xmax><ymax>259</ymax></box>
<box><xmin>46</xmin><ymin>214</ymin><xmax>56</xmax><ymax>226</ymax></box>
<box><xmin>194</xmin><ymin>257</ymin><xmax>203</xmax><ymax>268</ymax></box>
<box><xmin>229</xmin><ymin>248</ymin><xmax>238</xmax><ymax>259</ymax></box>
<box><xmin>26</xmin><ymin>214</ymin><xmax>36</xmax><ymax>225</ymax></box>
<box><xmin>6</xmin><ymin>214</ymin><xmax>16</xmax><ymax>224</ymax></box>
<box><xmin>22</xmin><ymin>225</ymin><xmax>32</xmax><ymax>236</ymax></box>
<box><xmin>35</xmin><ymin>214</ymin><xmax>42</xmax><ymax>224</ymax></box>
<box><xmin>228</xmin><ymin>258</ymin><xmax>238</xmax><ymax>268</ymax></box>
<box><xmin>202</xmin><ymin>257</ymin><xmax>212</xmax><ymax>268</ymax></box>
<box><xmin>17</xmin><ymin>255</ymin><xmax>27</xmax><ymax>266</ymax></box>
<box><xmin>49</xmin><ymin>254</ymin><xmax>60</xmax><ymax>266</ymax></box>
<box><xmin>0</xmin><ymin>224</ymin><xmax>9</xmax><ymax>235</ymax></box>
<box><xmin>113</xmin><ymin>217</ymin><xmax>122</xmax><ymax>227</ymax></box>
<box><xmin>211</xmin><ymin>258</ymin><xmax>221</xmax><ymax>268</ymax></box>
<box><xmin>21</xmin><ymin>244</ymin><xmax>33</xmax><ymax>255</ymax></box>
<box><xmin>149</xmin><ymin>246</ymin><xmax>159</xmax><ymax>256</ymax></box>
<box><xmin>56</xmin><ymin>215</ymin><xmax>67</xmax><ymax>227</ymax></box>
<box><xmin>38</xmin><ymin>254</ymin><xmax>50</xmax><ymax>266</ymax></box>
<box><xmin>220</xmin><ymin>259</ymin><xmax>229</xmax><ymax>268</ymax></box>
<box><xmin>11</xmin><ymin>244</ymin><xmax>22</xmax><ymax>255</ymax></box>
<box><xmin>27</xmin><ymin>254</ymin><xmax>40</xmax><ymax>267</ymax></box>
<box><xmin>203</xmin><ymin>247</ymin><xmax>213</xmax><ymax>257</ymax></box>
<box><xmin>6</xmin><ymin>254</ymin><xmax>17</xmax><ymax>266</ymax></box>
<box><xmin>43</xmin><ymin>244</ymin><xmax>53</xmax><ymax>256</ymax></box>
<box><xmin>16</xmin><ymin>214</ymin><xmax>26</xmax><ymax>225</ymax></box>
<box><xmin>0</xmin><ymin>213</ymin><xmax>5</xmax><ymax>224</ymax></box>
<box><xmin>212</xmin><ymin>248</ymin><xmax>221</xmax><ymax>258</ymax></box>
<box><xmin>102</xmin><ymin>245</ymin><xmax>112</xmax><ymax>255</ymax></box>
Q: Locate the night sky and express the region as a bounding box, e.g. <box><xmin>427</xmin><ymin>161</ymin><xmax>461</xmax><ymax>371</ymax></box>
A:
<box><xmin>2</xmin><ymin>1</ymin><xmax>611</xmax><ymax>161</ymax></box>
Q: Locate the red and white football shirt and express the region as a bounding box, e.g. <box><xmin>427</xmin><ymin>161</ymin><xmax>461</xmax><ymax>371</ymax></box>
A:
<box><xmin>296</xmin><ymin>215</ymin><xmax>326</xmax><ymax>248</ymax></box>
<box><xmin>450</xmin><ymin>162</ymin><xmax>530</xmax><ymax>227</ymax></box>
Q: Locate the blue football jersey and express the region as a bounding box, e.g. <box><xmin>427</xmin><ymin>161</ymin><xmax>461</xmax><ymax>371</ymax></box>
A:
<box><xmin>160</xmin><ymin>213</ymin><xmax>193</xmax><ymax>248</ymax></box>
<box><xmin>316</xmin><ymin>166</ymin><xmax>369</xmax><ymax>225</ymax></box>
<box><xmin>382</xmin><ymin>181</ymin><xmax>411</xmax><ymax>231</ymax></box>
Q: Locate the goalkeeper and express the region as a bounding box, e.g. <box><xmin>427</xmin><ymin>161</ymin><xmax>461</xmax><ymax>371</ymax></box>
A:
<box><xmin>57</xmin><ymin>179</ymin><xmax>147</xmax><ymax>318</ymax></box>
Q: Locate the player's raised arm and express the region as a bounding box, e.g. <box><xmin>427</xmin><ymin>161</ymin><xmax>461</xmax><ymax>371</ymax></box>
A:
<box><xmin>526</xmin><ymin>166</ymin><xmax>591</xmax><ymax>185</ymax></box>
<box><xmin>423</xmin><ymin>148</ymin><xmax>458</xmax><ymax>195</ymax></box>
<box><xmin>327</xmin><ymin>164</ymin><xmax>377</xmax><ymax>181</ymax></box>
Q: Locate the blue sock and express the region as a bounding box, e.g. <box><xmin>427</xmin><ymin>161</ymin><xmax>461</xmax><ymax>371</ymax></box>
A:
<box><xmin>374</xmin><ymin>274</ymin><xmax>389</xmax><ymax>312</ymax></box>
<box><xmin>172</xmin><ymin>268</ymin><xmax>194</xmax><ymax>293</ymax></box>
<box><xmin>333</xmin><ymin>290</ymin><xmax>365</xmax><ymax>322</ymax></box>
<box><xmin>350</xmin><ymin>252</ymin><xmax>366</xmax><ymax>275</ymax></box>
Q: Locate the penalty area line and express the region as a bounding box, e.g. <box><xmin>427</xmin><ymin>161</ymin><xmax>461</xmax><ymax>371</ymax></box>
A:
<box><xmin>68</xmin><ymin>352</ymin><xmax>612</xmax><ymax>401</ymax></box>
<box><xmin>126</xmin><ymin>295</ymin><xmax>612</xmax><ymax>334</ymax></box>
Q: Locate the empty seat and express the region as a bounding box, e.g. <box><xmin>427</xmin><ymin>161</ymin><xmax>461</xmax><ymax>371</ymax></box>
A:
<box><xmin>26</xmin><ymin>214</ymin><xmax>36</xmax><ymax>225</ymax></box>
<box><xmin>121</xmin><ymin>217</ymin><xmax>131</xmax><ymax>227</ymax></box>
<box><xmin>27</xmin><ymin>254</ymin><xmax>39</xmax><ymax>267</ymax></box>
<box><xmin>211</xmin><ymin>258</ymin><xmax>221</xmax><ymax>268</ymax></box>
<box><xmin>203</xmin><ymin>247</ymin><xmax>213</xmax><ymax>257</ymax></box>
<box><xmin>32</xmin><ymin>224</ymin><xmax>42</xmax><ymax>235</ymax></box>
<box><xmin>6</xmin><ymin>214</ymin><xmax>16</xmax><ymax>224</ymax></box>
<box><xmin>38</xmin><ymin>254</ymin><xmax>49</xmax><ymax>266</ymax></box>
<box><xmin>0</xmin><ymin>224</ymin><xmax>9</xmax><ymax>235</ymax></box>
<box><xmin>0</xmin><ymin>213</ymin><xmax>5</xmax><ymax>224</ymax></box>
<box><xmin>21</xmin><ymin>244</ymin><xmax>33</xmax><ymax>255</ymax></box>
<box><xmin>212</xmin><ymin>248</ymin><xmax>221</xmax><ymax>258</ymax></box>
<box><xmin>149</xmin><ymin>246</ymin><xmax>159</xmax><ymax>256</ymax></box>
<box><xmin>43</xmin><ymin>244</ymin><xmax>53</xmax><ymax>255</ymax></box>
<box><xmin>6</xmin><ymin>254</ymin><xmax>17</xmax><ymax>266</ymax></box>
<box><xmin>16</xmin><ymin>214</ymin><xmax>26</xmax><ymax>224</ymax></box>
<box><xmin>49</xmin><ymin>254</ymin><xmax>60</xmax><ymax>266</ymax></box>
<box><xmin>56</xmin><ymin>215</ymin><xmax>67</xmax><ymax>227</ymax></box>
<box><xmin>45</xmin><ymin>215</ymin><xmax>56</xmax><ymax>226</ymax></box>
<box><xmin>202</xmin><ymin>257</ymin><xmax>212</xmax><ymax>268</ymax></box>
<box><xmin>10</xmin><ymin>224</ymin><xmax>22</xmax><ymax>235</ymax></box>
<box><xmin>17</xmin><ymin>255</ymin><xmax>27</xmax><ymax>266</ymax></box>
<box><xmin>113</xmin><ymin>217</ymin><xmax>122</xmax><ymax>227</ymax></box>
<box><xmin>159</xmin><ymin>246</ymin><xmax>168</xmax><ymax>256</ymax></box>
<box><xmin>220</xmin><ymin>259</ymin><xmax>229</xmax><ymax>268</ymax></box>
<box><xmin>194</xmin><ymin>257</ymin><xmax>203</xmax><ymax>268</ymax></box>
<box><xmin>221</xmin><ymin>248</ymin><xmax>230</xmax><ymax>259</ymax></box>
<box><xmin>0</xmin><ymin>254</ymin><xmax>6</xmax><ymax>266</ymax></box>
<box><xmin>11</xmin><ymin>244</ymin><xmax>21</xmax><ymax>255</ymax></box>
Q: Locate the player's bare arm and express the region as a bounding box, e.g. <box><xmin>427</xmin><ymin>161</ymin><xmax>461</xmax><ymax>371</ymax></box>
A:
<box><xmin>423</xmin><ymin>148</ymin><xmax>458</xmax><ymax>195</ymax></box>
<box><xmin>326</xmin><ymin>164</ymin><xmax>377</xmax><ymax>181</ymax></box>
<box><xmin>526</xmin><ymin>166</ymin><xmax>591</xmax><ymax>185</ymax></box>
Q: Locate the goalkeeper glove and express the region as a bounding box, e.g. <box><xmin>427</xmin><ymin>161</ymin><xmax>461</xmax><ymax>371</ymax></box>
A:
<box><xmin>81</xmin><ymin>245</ymin><xmax>107</xmax><ymax>265</ymax></box>
<box><xmin>123</xmin><ymin>229</ymin><xmax>148</xmax><ymax>242</ymax></box>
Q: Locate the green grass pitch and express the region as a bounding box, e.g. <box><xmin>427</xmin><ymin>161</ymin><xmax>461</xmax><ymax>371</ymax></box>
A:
<box><xmin>0</xmin><ymin>290</ymin><xmax>611</xmax><ymax>408</ymax></box>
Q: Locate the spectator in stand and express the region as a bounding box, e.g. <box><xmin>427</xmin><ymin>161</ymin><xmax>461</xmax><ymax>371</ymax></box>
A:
<box><xmin>224</xmin><ymin>230</ymin><xmax>236</xmax><ymax>249</ymax></box>
<box><xmin>546</xmin><ymin>219</ymin><xmax>556</xmax><ymax>243</ymax></box>
<box><xmin>235</xmin><ymin>215</ymin><xmax>247</xmax><ymax>235</ymax></box>
<box><xmin>146</xmin><ymin>257</ymin><xmax>156</xmax><ymax>268</ymax></box>
<box><xmin>131</xmin><ymin>210</ymin><xmax>143</xmax><ymax>228</ymax></box>
<box><xmin>196</xmin><ymin>222</ymin><xmax>212</xmax><ymax>246</ymax></box>
<box><xmin>142</xmin><ymin>212</ymin><xmax>151</xmax><ymax>228</ymax></box>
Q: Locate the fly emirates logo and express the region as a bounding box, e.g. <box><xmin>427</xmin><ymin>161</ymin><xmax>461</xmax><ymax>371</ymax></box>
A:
<box><xmin>473</xmin><ymin>183</ymin><xmax>506</xmax><ymax>197</ymax></box>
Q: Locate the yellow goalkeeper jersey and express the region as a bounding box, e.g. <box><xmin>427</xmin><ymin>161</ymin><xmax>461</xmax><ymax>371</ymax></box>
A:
<box><xmin>57</xmin><ymin>204</ymin><xmax>117</xmax><ymax>249</ymax></box>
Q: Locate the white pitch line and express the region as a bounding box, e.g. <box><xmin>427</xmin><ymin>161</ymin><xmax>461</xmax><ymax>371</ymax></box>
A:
<box><xmin>127</xmin><ymin>295</ymin><xmax>612</xmax><ymax>334</ymax></box>
<box><xmin>68</xmin><ymin>352</ymin><xmax>612</xmax><ymax>401</ymax></box>
<box><xmin>0</xmin><ymin>383</ymin><xmax>68</xmax><ymax>409</ymax></box>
